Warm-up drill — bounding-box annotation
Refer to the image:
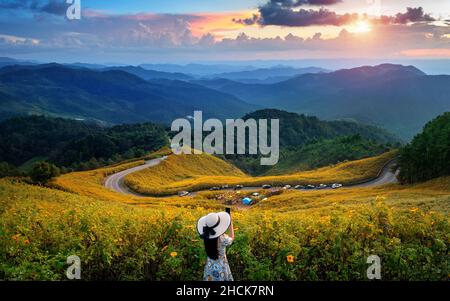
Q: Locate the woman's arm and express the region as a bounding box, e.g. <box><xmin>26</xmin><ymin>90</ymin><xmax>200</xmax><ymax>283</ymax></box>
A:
<box><xmin>228</xmin><ymin>219</ymin><xmax>235</xmax><ymax>240</ymax></box>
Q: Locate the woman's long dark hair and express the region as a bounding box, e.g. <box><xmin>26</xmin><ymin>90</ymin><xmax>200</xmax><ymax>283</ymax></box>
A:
<box><xmin>203</xmin><ymin>237</ymin><xmax>219</xmax><ymax>260</ymax></box>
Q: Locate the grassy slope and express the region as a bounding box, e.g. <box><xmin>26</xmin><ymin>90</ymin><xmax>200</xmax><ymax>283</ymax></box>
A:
<box><xmin>52</xmin><ymin>148</ymin><xmax>449</xmax><ymax>215</ymax></box>
<box><xmin>124</xmin><ymin>151</ymin><xmax>397</xmax><ymax>196</ymax></box>
<box><xmin>124</xmin><ymin>153</ymin><xmax>246</xmax><ymax>196</ymax></box>
<box><xmin>243</xmin><ymin>177</ymin><xmax>450</xmax><ymax>214</ymax></box>
<box><xmin>54</xmin><ymin>159</ymin><xmax>146</xmax><ymax>203</ymax></box>
<box><xmin>52</xmin><ymin>148</ymin><xmax>225</xmax><ymax>209</ymax></box>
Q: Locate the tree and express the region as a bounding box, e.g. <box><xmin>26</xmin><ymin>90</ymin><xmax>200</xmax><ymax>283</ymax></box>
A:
<box><xmin>30</xmin><ymin>162</ymin><xmax>60</xmax><ymax>184</ymax></box>
<box><xmin>398</xmin><ymin>112</ymin><xmax>450</xmax><ymax>184</ymax></box>
<box><xmin>88</xmin><ymin>157</ymin><xmax>100</xmax><ymax>169</ymax></box>
<box><xmin>0</xmin><ymin>162</ymin><xmax>21</xmax><ymax>178</ymax></box>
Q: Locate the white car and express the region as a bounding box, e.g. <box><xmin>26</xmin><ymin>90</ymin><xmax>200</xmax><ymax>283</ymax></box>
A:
<box><xmin>178</xmin><ymin>191</ymin><xmax>190</xmax><ymax>197</ymax></box>
<box><xmin>283</xmin><ymin>185</ymin><xmax>292</xmax><ymax>190</ymax></box>
<box><xmin>234</xmin><ymin>185</ymin><xmax>244</xmax><ymax>190</ymax></box>
<box><xmin>331</xmin><ymin>183</ymin><xmax>343</xmax><ymax>189</ymax></box>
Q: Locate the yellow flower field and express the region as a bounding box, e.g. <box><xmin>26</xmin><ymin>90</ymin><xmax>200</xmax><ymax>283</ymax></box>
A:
<box><xmin>0</xmin><ymin>176</ymin><xmax>448</xmax><ymax>280</ymax></box>
<box><xmin>1</xmin><ymin>149</ymin><xmax>448</xmax><ymax>280</ymax></box>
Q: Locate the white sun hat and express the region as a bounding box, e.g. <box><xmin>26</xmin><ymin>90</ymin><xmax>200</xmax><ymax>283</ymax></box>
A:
<box><xmin>197</xmin><ymin>212</ymin><xmax>231</xmax><ymax>239</ymax></box>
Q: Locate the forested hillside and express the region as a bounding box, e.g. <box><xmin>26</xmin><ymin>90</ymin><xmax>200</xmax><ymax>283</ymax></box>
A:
<box><xmin>222</xmin><ymin>109</ymin><xmax>399</xmax><ymax>175</ymax></box>
<box><xmin>398</xmin><ymin>112</ymin><xmax>450</xmax><ymax>184</ymax></box>
<box><xmin>0</xmin><ymin>116</ymin><xmax>169</xmax><ymax>171</ymax></box>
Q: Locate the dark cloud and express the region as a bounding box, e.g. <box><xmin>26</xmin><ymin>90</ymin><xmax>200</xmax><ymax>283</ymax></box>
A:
<box><xmin>39</xmin><ymin>0</ymin><xmax>68</xmax><ymax>15</ymax></box>
<box><xmin>233</xmin><ymin>0</ymin><xmax>345</xmax><ymax>26</ymax></box>
<box><xmin>0</xmin><ymin>0</ymin><xmax>68</xmax><ymax>16</ymax></box>
<box><xmin>392</xmin><ymin>7</ymin><xmax>435</xmax><ymax>24</ymax></box>
<box><xmin>375</xmin><ymin>7</ymin><xmax>435</xmax><ymax>25</ymax></box>
<box><xmin>234</xmin><ymin>3</ymin><xmax>357</xmax><ymax>27</ymax></box>
<box><xmin>234</xmin><ymin>1</ymin><xmax>436</xmax><ymax>28</ymax></box>
<box><xmin>233</xmin><ymin>14</ymin><xmax>260</xmax><ymax>26</ymax></box>
<box><xmin>259</xmin><ymin>4</ymin><xmax>357</xmax><ymax>26</ymax></box>
<box><xmin>265</xmin><ymin>0</ymin><xmax>341</xmax><ymax>8</ymax></box>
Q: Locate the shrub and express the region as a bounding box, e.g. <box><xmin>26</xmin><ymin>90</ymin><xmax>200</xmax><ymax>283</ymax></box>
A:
<box><xmin>29</xmin><ymin>162</ymin><xmax>60</xmax><ymax>184</ymax></box>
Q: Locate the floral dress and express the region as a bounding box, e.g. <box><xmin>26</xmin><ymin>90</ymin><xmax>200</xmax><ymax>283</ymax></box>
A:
<box><xmin>203</xmin><ymin>234</ymin><xmax>233</xmax><ymax>281</ymax></box>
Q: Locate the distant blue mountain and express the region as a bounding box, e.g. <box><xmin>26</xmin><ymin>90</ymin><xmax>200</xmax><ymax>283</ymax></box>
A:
<box><xmin>0</xmin><ymin>64</ymin><xmax>257</xmax><ymax>124</ymax></box>
<box><xmin>139</xmin><ymin>63</ymin><xmax>257</xmax><ymax>77</ymax></box>
<box><xmin>102</xmin><ymin>65</ymin><xmax>194</xmax><ymax>81</ymax></box>
<box><xmin>205</xmin><ymin>66</ymin><xmax>330</xmax><ymax>82</ymax></box>
<box><xmin>0</xmin><ymin>57</ymin><xmax>37</xmax><ymax>68</ymax></box>
<box><xmin>193</xmin><ymin>64</ymin><xmax>450</xmax><ymax>140</ymax></box>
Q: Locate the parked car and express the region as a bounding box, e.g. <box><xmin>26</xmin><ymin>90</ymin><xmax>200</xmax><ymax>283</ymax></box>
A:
<box><xmin>252</xmin><ymin>192</ymin><xmax>260</xmax><ymax>197</ymax></box>
<box><xmin>178</xmin><ymin>191</ymin><xmax>190</xmax><ymax>197</ymax></box>
<box><xmin>221</xmin><ymin>185</ymin><xmax>230</xmax><ymax>189</ymax></box>
<box><xmin>234</xmin><ymin>185</ymin><xmax>244</xmax><ymax>190</ymax></box>
<box><xmin>318</xmin><ymin>184</ymin><xmax>328</xmax><ymax>189</ymax></box>
<box><xmin>294</xmin><ymin>185</ymin><xmax>305</xmax><ymax>190</ymax></box>
<box><xmin>283</xmin><ymin>185</ymin><xmax>292</xmax><ymax>190</ymax></box>
<box><xmin>209</xmin><ymin>186</ymin><xmax>220</xmax><ymax>191</ymax></box>
<box><xmin>306</xmin><ymin>185</ymin><xmax>315</xmax><ymax>189</ymax></box>
<box><xmin>331</xmin><ymin>183</ymin><xmax>343</xmax><ymax>189</ymax></box>
<box><xmin>262</xmin><ymin>184</ymin><xmax>272</xmax><ymax>189</ymax></box>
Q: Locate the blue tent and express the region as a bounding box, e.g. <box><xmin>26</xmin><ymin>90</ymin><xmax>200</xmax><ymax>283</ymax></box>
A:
<box><xmin>242</xmin><ymin>197</ymin><xmax>252</xmax><ymax>205</ymax></box>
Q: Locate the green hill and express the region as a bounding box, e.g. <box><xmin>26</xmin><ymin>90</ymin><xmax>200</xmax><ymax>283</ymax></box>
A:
<box><xmin>398</xmin><ymin>112</ymin><xmax>450</xmax><ymax>184</ymax></box>
<box><xmin>0</xmin><ymin>116</ymin><xmax>168</xmax><ymax>170</ymax></box>
<box><xmin>221</xmin><ymin>109</ymin><xmax>400</xmax><ymax>175</ymax></box>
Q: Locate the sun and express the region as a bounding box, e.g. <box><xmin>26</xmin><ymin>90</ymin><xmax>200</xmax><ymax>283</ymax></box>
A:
<box><xmin>353</xmin><ymin>20</ymin><xmax>372</xmax><ymax>33</ymax></box>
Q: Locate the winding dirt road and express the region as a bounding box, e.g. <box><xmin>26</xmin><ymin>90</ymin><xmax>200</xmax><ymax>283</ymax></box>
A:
<box><xmin>104</xmin><ymin>156</ymin><xmax>167</xmax><ymax>196</ymax></box>
<box><xmin>351</xmin><ymin>160</ymin><xmax>399</xmax><ymax>188</ymax></box>
<box><xmin>104</xmin><ymin>155</ymin><xmax>399</xmax><ymax>198</ymax></box>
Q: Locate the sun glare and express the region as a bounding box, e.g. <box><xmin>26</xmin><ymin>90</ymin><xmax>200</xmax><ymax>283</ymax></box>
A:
<box><xmin>353</xmin><ymin>20</ymin><xmax>372</xmax><ymax>33</ymax></box>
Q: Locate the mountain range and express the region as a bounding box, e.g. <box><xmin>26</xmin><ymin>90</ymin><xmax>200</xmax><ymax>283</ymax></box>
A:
<box><xmin>194</xmin><ymin>64</ymin><xmax>450</xmax><ymax>139</ymax></box>
<box><xmin>203</xmin><ymin>66</ymin><xmax>330</xmax><ymax>83</ymax></box>
<box><xmin>102</xmin><ymin>66</ymin><xmax>195</xmax><ymax>81</ymax></box>
<box><xmin>0</xmin><ymin>64</ymin><xmax>257</xmax><ymax>124</ymax></box>
<box><xmin>0</xmin><ymin>61</ymin><xmax>448</xmax><ymax>140</ymax></box>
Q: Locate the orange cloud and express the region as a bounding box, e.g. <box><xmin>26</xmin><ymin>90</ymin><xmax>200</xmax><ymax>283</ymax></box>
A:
<box><xmin>189</xmin><ymin>11</ymin><xmax>256</xmax><ymax>38</ymax></box>
<box><xmin>400</xmin><ymin>48</ymin><xmax>450</xmax><ymax>58</ymax></box>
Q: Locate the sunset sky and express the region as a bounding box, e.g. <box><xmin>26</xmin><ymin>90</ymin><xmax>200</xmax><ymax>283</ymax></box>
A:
<box><xmin>0</xmin><ymin>0</ymin><xmax>449</xmax><ymax>63</ymax></box>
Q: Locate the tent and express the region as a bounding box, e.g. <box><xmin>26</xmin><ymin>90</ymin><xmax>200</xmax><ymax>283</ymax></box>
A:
<box><xmin>242</xmin><ymin>197</ymin><xmax>252</xmax><ymax>205</ymax></box>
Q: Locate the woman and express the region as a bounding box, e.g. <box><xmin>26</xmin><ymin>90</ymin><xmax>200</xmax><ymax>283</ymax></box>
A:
<box><xmin>197</xmin><ymin>211</ymin><xmax>234</xmax><ymax>281</ymax></box>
